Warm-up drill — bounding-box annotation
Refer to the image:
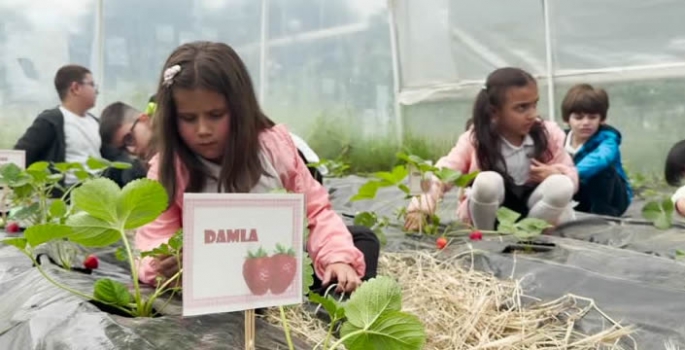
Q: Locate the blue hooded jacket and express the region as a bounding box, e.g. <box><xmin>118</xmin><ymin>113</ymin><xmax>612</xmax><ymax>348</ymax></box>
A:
<box><xmin>567</xmin><ymin>125</ymin><xmax>633</xmax><ymax>202</ymax></box>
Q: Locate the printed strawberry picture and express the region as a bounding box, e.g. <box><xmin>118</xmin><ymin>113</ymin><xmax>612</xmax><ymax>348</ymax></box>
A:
<box><xmin>269</xmin><ymin>243</ymin><xmax>297</xmax><ymax>295</ymax></box>
<box><xmin>242</xmin><ymin>247</ymin><xmax>271</xmax><ymax>296</ymax></box>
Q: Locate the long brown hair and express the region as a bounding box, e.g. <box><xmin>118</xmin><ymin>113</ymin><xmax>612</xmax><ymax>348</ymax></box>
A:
<box><xmin>154</xmin><ymin>41</ymin><xmax>275</xmax><ymax>201</ymax></box>
<box><xmin>472</xmin><ymin>67</ymin><xmax>550</xmax><ymax>184</ymax></box>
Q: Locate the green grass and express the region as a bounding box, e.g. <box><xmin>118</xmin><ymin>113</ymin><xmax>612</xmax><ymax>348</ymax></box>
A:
<box><xmin>292</xmin><ymin>113</ymin><xmax>455</xmax><ymax>174</ymax></box>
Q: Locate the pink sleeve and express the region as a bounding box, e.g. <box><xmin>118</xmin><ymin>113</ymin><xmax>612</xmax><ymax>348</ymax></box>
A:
<box><xmin>407</xmin><ymin>131</ymin><xmax>473</xmax><ymax>213</ymax></box>
<box><xmin>134</xmin><ymin>155</ymin><xmax>182</xmax><ymax>285</ymax></box>
<box><xmin>545</xmin><ymin>121</ymin><xmax>579</xmax><ymax>193</ymax></box>
<box><xmin>277</xmin><ymin>134</ymin><xmax>366</xmax><ymax>279</ymax></box>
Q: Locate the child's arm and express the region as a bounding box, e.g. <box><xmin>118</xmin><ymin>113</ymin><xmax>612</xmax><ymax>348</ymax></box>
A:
<box><xmin>276</xmin><ymin>135</ymin><xmax>366</xmax><ymax>280</ymax></box>
<box><xmin>671</xmin><ymin>186</ymin><xmax>685</xmax><ymax>217</ymax></box>
<box><xmin>134</xmin><ymin>156</ymin><xmax>182</xmax><ymax>285</ymax></box>
<box><xmin>574</xmin><ymin>132</ymin><xmax>620</xmax><ymax>182</ymax></box>
<box><xmin>544</xmin><ymin>121</ymin><xmax>580</xmax><ymax>192</ymax></box>
<box><xmin>407</xmin><ymin>131</ymin><xmax>472</xmax><ymax>214</ymax></box>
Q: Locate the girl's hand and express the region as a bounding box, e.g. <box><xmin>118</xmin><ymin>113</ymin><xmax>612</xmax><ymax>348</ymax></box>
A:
<box><xmin>152</xmin><ymin>254</ymin><xmax>182</xmax><ymax>279</ymax></box>
<box><xmin>529</xmin><ymin>159</ymin><xmax>561</xmax><ymax>183</ymax></box>
<box><xmin>404</xmin><ymin>211</ymin><xmax>427</xmax><ymax>232</ymax></box>
<box><xmin>676</xmin><ymin>198</ymin><xmax>685</xmax><ymax>217</ymax></box>
<box><xmin>322</xmin><ymin>263</ymin><xmax>362</xmax><ymax>293</ymax></box>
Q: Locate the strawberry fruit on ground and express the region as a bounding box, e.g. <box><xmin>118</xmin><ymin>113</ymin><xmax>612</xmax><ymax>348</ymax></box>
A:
<box><xmin>83</xmin><ymin>254</ymin><xmax>99</xmax><ymax>269</ymax></box>
<box><xmin>469</xmin><ymin>231</ymin><xmax>483</xmax><ymax>241</ymax></box>
<box><xmin>5</xmin><ymin>221</ymin><xmax>20</xmax><ymax>234</ymax></box>
<box><xmin>243</xmin><ymin>247</ymin><xmax>271</xmax><ymax>296</ymax></box>
<box><xmin>269</xmin><ymin>243</ymin><xmax>297</xmax><ymax>295</ymax></box>
<box><xmin>436</xmin><ymin>237</ymin><xmax>447</xmax><ymax>250</ymax></box>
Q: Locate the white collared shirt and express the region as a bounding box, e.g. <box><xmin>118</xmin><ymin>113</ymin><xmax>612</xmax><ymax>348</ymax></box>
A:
<box><xmin>564</xmin><ymin>130</ymin><xmax>583</xmax><ymax>156</ymax></box>
<box><xmin>500</xmin><ymin>135</ymin><xmax>535</xmax><ymax>185</ymax></box>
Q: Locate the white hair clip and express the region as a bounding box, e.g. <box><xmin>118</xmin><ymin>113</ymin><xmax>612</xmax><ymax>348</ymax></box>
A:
<box><xmin>163</xmin><ymin>65</ymin><xmax>182</xmax><ymax>87</ymax></box>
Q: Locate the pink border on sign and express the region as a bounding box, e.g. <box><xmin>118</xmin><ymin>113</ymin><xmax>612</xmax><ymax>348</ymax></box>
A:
<box><xmin>183</xmin><ymin>197</ymin><xmax>303</xmax><ymax>310</ymax></box>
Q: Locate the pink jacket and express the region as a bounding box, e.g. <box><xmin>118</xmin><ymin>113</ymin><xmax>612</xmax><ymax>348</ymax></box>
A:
<box><xmin>407</xmin><ymin>120</ymin><xmax>579</xmax><ymax>223</ymax></box>
<box><xmin>135</xmin><ymin>124</ymin><xmax>366</xmax><ymax>285</ymax></box>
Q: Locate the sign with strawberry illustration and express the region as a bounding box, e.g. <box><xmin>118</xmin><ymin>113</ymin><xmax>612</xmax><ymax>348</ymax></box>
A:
<box><xmin>182</xmin><ymin>193</ymin><xmax>305</xmax><ymax>317</ymax></box>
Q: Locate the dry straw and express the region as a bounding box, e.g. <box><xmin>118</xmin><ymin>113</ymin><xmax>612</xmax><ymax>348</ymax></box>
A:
<box><xmin>265</xmin><ymin>250</ymin><xmax>636</xmax><ymax>349</ymax></box>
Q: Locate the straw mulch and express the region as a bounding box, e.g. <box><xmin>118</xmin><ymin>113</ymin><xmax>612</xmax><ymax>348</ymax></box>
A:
<box><xmin>264</xmin><ymin>250</ymin><xmax>636</xmax><ymax>349</ymax></box>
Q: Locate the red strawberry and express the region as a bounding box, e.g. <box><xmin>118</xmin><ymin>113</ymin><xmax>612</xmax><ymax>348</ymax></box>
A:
<box><xmin>269</xmin><ymin>244</ymin><xmax>297</xmax><ymax>295</ymax></box>
<box><xmin>6</xmin><ymin>222</ymin><xmax>20</xmax><ymax>234</ymax></box>
<box><xmin>242</xmin><ymin>248</ymin><xmax>271</xmax><ymax>295</ymax></box>
<box><xmin>469</xmin><ymin>231</ymin><xmax>483</xmax><ymax>241</ymax></box>
<box><xmin>436</xmin><ymin>237</ymin><xmax>447</xmax><ymax>250</ymax></box>
<box><xmin>83</xmin><ymin>254</ymin><xmax>99</xmax><ymax>269</ymax></box>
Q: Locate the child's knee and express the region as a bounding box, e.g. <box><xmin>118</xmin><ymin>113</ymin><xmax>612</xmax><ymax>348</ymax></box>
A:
<box><xmin>542</xmin><ymin>174</ymin><xmax>574</xmax><ymax>207</ymax></box>
<box><xmin>471</xmin><ymin>171</ymin><xmax>505</xmax><ymax>203</ymax></box>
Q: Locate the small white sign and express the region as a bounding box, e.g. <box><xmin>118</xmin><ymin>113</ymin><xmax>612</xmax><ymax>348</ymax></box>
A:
<box><xmin>182</xmin><ymin>193</ymin><xmax>305</xmax><ymax>317</ymax></box>
<box><xmin>408</xmin><ymin>165</ymin><xmax>423</xmax><ymax>195</ymax></box>
<box><xmin>0</xmin><ymin>150</ymin><xmax>25</xmax><ymax>169</ymax></box>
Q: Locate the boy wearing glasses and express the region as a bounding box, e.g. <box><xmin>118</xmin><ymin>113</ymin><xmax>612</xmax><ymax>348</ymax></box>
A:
<box><xmin>99</xmin><ymin>101</ymin><xmax>152</xmax><ymax>187</ymax></box>
<box><xmin>14</xmin><ymin>64</ymin><xmax>101</xmax><ymax>193</ymax></box>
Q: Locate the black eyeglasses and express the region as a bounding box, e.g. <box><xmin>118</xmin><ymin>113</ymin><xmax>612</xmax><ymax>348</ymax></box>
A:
<box><xmin>122</xmin><ymin>118</ymin><xmax>141</xmax><ymax>148</ymax></box>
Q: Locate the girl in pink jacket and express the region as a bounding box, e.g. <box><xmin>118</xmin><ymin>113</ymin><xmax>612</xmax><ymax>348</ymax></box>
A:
<box><xmin>135</xmin><ymin>41</ymin><xmax>371</xmax><ymax>294</ymax></box>
<box><xmin>405</xmin><ymin>67</ymin><xmax>579</xmax><ymax>231</ymax></box>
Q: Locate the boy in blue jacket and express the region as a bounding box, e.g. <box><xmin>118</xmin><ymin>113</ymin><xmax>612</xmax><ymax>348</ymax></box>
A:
<box><xmin>562</xmin><ymin>84</ymin><xmax>633</xmax><ymax>217</ymax></box>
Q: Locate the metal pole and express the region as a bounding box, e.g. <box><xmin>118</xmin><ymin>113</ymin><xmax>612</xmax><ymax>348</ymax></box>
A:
<box><xmin>542</xmin><ymin>0</ymin><xmax>556</xmax><ymax>122</ymax></box>
<box><xmin>259</xmin><ymin>0</ymin><xmax>269</xmax><ymax>104</ymax></box>
<box><xmin>387</xmin><ymin>0</ymin><xmax>404</xmax><ymax>145</ymax></box>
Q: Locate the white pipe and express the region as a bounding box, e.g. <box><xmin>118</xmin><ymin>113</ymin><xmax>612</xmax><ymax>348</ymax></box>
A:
<box><xmin>96</xmin><ymin>0</ymin><xmax>104</xmax><ymax>102</ymax></box>
<box><xmin>387</xmin><ymin>0</ymin><xmax>404</xmax><ymax>144</ymax></box>
<box><xmin>542</xmin><ymin>0</ymin><xmax>556</xmax><ymax>122</ymax></box>
<box><xmin>397</xmin><ymin>62</ymin><xmax>685</xmax><ymax>105</ymax></box>
<box><xmin>258</xmin><ymin>0</ymin><xmax>269</xmax><ymax>104</ymax></box>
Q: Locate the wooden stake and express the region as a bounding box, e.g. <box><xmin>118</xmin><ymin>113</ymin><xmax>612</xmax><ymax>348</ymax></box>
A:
<box><xmin>244</xmin><ymin>309</ymin><xmax>255</xmax><ymax>350</ymax></box>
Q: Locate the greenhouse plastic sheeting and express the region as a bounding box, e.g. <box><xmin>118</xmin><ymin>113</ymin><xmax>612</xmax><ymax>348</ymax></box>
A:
<box><xmin>391</xmin><ymin>0</ymin><xmax>685</xmax><ymax>90</ymax></box>
<box><xmin>0</xmin><ymin>244</ymin><xmax>310</xmax><ymax>350</ymax></box>
<box><xmin>328</xmin><ymin>176</ymin><xmax>685</xmax><ymax>348</ymax></box>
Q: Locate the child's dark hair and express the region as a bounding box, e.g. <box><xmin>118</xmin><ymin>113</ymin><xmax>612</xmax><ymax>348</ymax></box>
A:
<box><xmin>99</xmin><ymin>102</ymin><xmax>139</xmax><ymax>146</ymax></box>
<box><xmin>665</xmin><ymin>139</ymin><xmax>685</xmax><ymax>186</ymax></box>
<box><xmin>154</xmin><ymin>41</ymin><xmax>275</xmax><ymax>201</ymax></box>
<box><xmin>561</xmin><ymin>84</ymin><xmax>609</xmax><ymax>123</ymax></box>
<box><xmin>472</xmin><ymin>67</ymin><xmax>550</xmax><ymax>182</ymax></box>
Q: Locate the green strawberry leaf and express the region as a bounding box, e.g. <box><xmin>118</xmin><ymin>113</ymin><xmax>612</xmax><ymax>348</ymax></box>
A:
<box><xmin>351</xmin><ymin>181</ymin><xmax>381</xmax><ymax>201</ymax></box>
<box><xmin>309</xmin><ymin>292</ymin><xmax>345</xmax><ymax>320</ymax></box>
<box><xmin>642</xmin><ymin>200</ymin><xmax>673</xmax><ymax>230</ymax></box>
<box><xmin>86</xmin><ymin>157</ymin><xmax>110</xmax><ymax>171</ymax></box>
<box><xmin>94</xmin><ymin>278</ymin><xmax>132</xmax><ymax>307</ymax></box>
<box><xmin>49</xmin><ymin>199</ymin><xmax>68</xmax><ymax>218</ymax></box>
<box><xmin>1</xmin><ymin>237</ymin><xmax>27</xmax><ymax>250</ymax></box>
<box><xmin>302</xmin><ymin>254</ymin><xmax>314</xmax><ymax>296</ymax></box>
<box><xmin>71</xmin><ymin>178</ymin><xmax>121</xmax><ymax>224</ymax></box>
<box><xmin>24</xmin><ymin>223</ymin><xmax>72</xmax><ymax>247</ymax></box>
<box><xmin>496</xmin><ymin>207</ymin><xmax>521</xmax><ymax>225</ymax></box>
<box><xmin>66</xmin><ymin>212</ymin><xmax>121</xmax><ymax>247</ymax></box>
<box><xmin>354</xmin><ymin>211</ymin><xmax>378</xmax><ymax>228</ymax></box>
<box><xmin>114</xmin><ymin>247</ymin><xmax>128</xmax><ymax>261</ymax></box>
<box><xmin>344</xmin><ymin>276</ymin><xmax>402</xmax><ymax>328</ymax></box>
<box><xmin>340</xmin><ymin>311</ymin><xmax>426</xmax><ymax>350</ymax></box>
<box><xmin>117</xmin><ymin>178</ymin><xmax>168</xmax><ymax>230</ymax></box>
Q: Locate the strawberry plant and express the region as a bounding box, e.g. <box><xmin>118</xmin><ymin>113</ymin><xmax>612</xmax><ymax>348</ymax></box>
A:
<box><xmin>280</xmin><ymin>275</ymin><xmax>426</xmax><ymax>350</ymax></box>
<box><xmin>350</xmin><ymin>151</ymin><xmax>478</xmax><ymax>237</ymax></box>
<box><xmin>642</xmin><ymin>197</ymin><xmax>675</xmax><ymax>230</ymax></box>
<box><xmin>0</xmin><ymin>157</ymin><xmax>132</xmax><ymax>270</ymax></box>
<box><xmin>0</xmin><ymin>157</ymin><xmax>131</xmax><ymax>227</ymax></box>
<box><xmin>1</xmin><ymin>177</ymin><xmax>181</xmax><ymax>317</ymax></box>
